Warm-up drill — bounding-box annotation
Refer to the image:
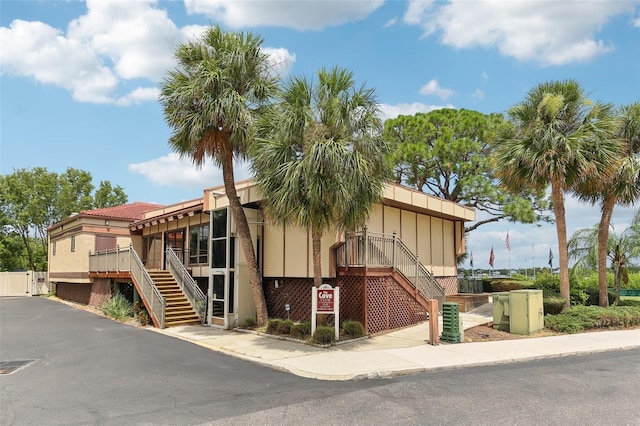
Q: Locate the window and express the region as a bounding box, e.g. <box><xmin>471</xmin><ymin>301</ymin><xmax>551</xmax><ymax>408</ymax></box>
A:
<box><xmin>53</xmin><ymin>241</ymin><xmax>56</xmax><ymax>256</ymax></box>
<box><xmin>70</xmin><ymin>236</ymin><xmax>76</xmax><ymax>252</ymax></box>
<box><xmin>212</xmin><ymin>209</ymin><xmax>227</xmax><ymax>238</ymax></box>
<box><xmin>189</xmin><ymin>224</ymin><xmax>209</xmax><ymax>264</ymax></box>
<box><xmin>211</xmin><ymin>208</ymin><xmax>228</xmax><ymax>268</ymax></box>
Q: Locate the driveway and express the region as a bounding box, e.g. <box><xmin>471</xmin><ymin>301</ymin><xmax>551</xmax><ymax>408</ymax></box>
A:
<box><xmin>0</xmin><ymin>297</ymin><xmax>374</xmax><ymax>425</ymax></box>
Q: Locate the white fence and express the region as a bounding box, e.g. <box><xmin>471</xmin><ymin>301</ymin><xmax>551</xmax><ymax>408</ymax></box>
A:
<box><xmin>0</xmin><ymin>271</ymin><xmax>50</xmax><ymax>297</ymax></box>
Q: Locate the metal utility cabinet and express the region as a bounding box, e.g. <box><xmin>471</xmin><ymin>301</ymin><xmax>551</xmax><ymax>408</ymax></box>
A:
<box><xmin>509</xmin><ymin>290</ymin><xmax>544</xmax><ymax>335</ymax></box>
<box><xmin>492</xmin><ymin>292</ymin><xmax>511</xmax><ymax>331</ymax></box>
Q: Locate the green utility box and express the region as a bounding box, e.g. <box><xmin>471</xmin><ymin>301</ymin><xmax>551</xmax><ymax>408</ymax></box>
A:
<box><xmin>441</xmin><ymin>302</ymin><xmax>464</xmax><ymax>343</ymax></box>
<box><xmin>492</xmin><ymin>292</ymin><xmax>510</xmax><ymax>331</ymax></box>
<box><xmin>509</xmin><ymin>290</ymin><xmax>544</xmax><ymax>335</ymax></box>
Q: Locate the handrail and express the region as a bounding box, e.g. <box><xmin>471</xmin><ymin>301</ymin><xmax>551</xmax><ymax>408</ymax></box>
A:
<box><xmin>88</xmin><ymin>245</ymin><xmax>166</xmax><ymax>328</ymax></box>
<box><xmin>336</xmin><ymin>230</ymin><xmax>445</xmax><ymax>303</ymax></box>
<box><xmin>165</xmin><ymin>247</ymin><xmax>206</xmax><ymax>322</ymax></box>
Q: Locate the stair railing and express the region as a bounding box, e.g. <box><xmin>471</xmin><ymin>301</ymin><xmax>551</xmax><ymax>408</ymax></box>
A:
<box><xmin>165</xmin><ymin>247</ymin><xmax>206</xmax><ymax>322</ymax></box>
<box><xmin>336</xmin><ymin>229</ymin><xmax>445</xmax><ymax>303</ymax></box>
<box><xmin>89</xmin><ymin>245</ymin><xmax>166</xmax><ymax>328</ymax></box>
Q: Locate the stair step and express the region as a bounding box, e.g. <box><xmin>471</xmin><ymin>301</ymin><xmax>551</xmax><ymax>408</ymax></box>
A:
<box><xmin>166</xmin><ymin>304</ymin><xmax>193</xmax><ymax>311</ymax></box>
<box><xmin>165</xmin><ymin>314</ymin><xmax>200</xmax><ymax>322</ymax></box>
<box><xmin>158</xmin><ymin>289</ymin><xmax>182</xmax><ymax>294</ymax></box>
<box><xmin>166</xmin><ymin>302</ymin><xmax>190</xmax><ymax>308</ymax></box>
<box><xmin>165</xmin><ymin>319</ymin><xmax>201</xmax><ymax>327</ymax></box>
<box><xmin>164</xmin><ymin>295</ymin><xmax>188</xmax><ymax>301</ymax></box>
<box><xmin>165</xmin><ymin>310</ymin><xmax>198</xmax><ymax>317</ymax></box>
<box><xmin>144</xmin><ymin>269</ymin><xmax>202</xmax><ymax>328</ymax></box>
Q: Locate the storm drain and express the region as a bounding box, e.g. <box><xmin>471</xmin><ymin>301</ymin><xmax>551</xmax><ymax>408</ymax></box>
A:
<box><xmin>0</xmin><ymin>360</ymin><xmax>35</xmax><ymax>375</ymax></box>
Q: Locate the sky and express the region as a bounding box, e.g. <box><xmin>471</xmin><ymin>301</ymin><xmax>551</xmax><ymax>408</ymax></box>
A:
<box><xmin>1</xmin><ymin>0</ymin><xmax>639</xmax><ymax>271</ymax></box>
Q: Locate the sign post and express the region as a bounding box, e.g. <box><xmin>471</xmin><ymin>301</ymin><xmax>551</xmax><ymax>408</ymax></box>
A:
<box><xmin>311</xmin><ymin>284</ymin><xmax>340</xmax><ymax>341</ymax></box>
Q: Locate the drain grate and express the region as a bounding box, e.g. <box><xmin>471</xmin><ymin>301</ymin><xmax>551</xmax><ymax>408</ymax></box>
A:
<box><xmin>0</xmin><ymin>360</ymin><xmax>35</xmax><ymax>375</ymax></box>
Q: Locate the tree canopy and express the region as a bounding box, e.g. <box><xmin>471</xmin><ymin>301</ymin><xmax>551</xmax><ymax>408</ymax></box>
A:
<box><xmin>0</xmin><ymin>167</ymin><xmax>128</xmax><ymax>271</ymax></box>
<box><xmin>568</xmin><ymin>210</ymin><xmax>640</xmax><ymax>305</ymax></box>
<box><xmin>493</xmin><ymin>80</ymin><xmax>620</xmax><ymax>307</ymax></box>
<box><xmin>252</xmin><ymin>66</ymin><xmax>390</xmax><ymax>287</ymax></box>
<box><xmin>383</xmin><ymin>108</ymin><xmax>549</xmax><ymax>232</ymax></box>
<box><xmin>572</xmin><ymin>102</ymin><xmax>640</xmax><ymax>305</ymax></box>
<box><xmin>159</xmin><ymin>25</ymin><xmax>277</xmax><ymax>325</ymax></box>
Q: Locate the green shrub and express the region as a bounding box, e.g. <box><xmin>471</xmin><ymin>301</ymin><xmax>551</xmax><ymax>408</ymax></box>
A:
<box><xmin>490</xmin><ymin>279</ymin><xmax>531</xmax><ymax>292</ymax></box>
<box><xmin>312</xmin><ymin>326</ymin><xmax>335</xmax><ymax>345</ymax></box>
<box><xmin>535</xmin><ymin>271</ymin><xmax>560</xmax><ymax>294</ymax></box>
<box><xmin>242</xmin><ymin>317</ymin><xmax>257</xmax><ymax>328</ymax></box>
<box><xmin>545</xmin><ymin>305</ymin><xmax>640</xmax><ymax>333</ymax></box>
<box><xmin>626</xmin><ymin>272</ymin><xmax>640</xmax><ymax>289</ymax></box>
<box><xmin>133</xmin><ymin>302</ymin><xmax>150</xmax><ymax>326</ymax></box>
<box><xmin>342</xmin><ymin>320</ymin><xmax>366</xmax><ymax>338</ymax></box>
<box><xmin>266</xmin><ymin>319</ymin><xmax>281</xmax><ymax>334</ymax></box>
<box><xmin>290</xmin><ymin>322</ymin><xmax>311</xmax><ymax>339</ymax></box>
<box><xmin>583</xmin><ymin>287</ymin><xmax>616</xmax><ymax>306</ymax></box>
<box><xmin>570</xmin><ymin>287</ymin><xmax>589</xmax><ymax>306</ymax></box>
<box><xmin>619</xmin><ymin>299</ymin><xmax>640</xmax><ymax>307</ymax></box>
<box><xmin>101</xmin><ymin>293</ymin><xmax>134</xmax><ymax>322</ymax></box>
<box><xmin>277</xmin><ymin>319</ymin><xmax>294</xmax><ymax>335</ymax></box>
<box><xmin>543</xmin><ymin>295</ymin><xmax>566</xmax><ymax>315</ymax></box>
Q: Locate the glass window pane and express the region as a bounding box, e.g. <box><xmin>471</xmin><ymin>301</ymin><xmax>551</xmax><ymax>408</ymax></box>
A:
<box><xmin>211</xmin><ymin>239</ymin><xmax>226</xmax><ymax>268</ymax></box>
<box><xmin>213</xmin><ymin>275</ymin><xmax>224</xmax><ymax>299</ymax></box>
<box><xmin>228</xmin><ymin>272</ymin><xmax>235</xmax><ymax>314</ymax></box>
<box><xmin>212</xmin><ymin>209</ymin><xmax>227</xmax><ymax>238</ymax></box>
<box><xmin>189</xmin><ymin>229</ymin><xmax>198</xmax><ymax>263</ymax></box>
<box><xmin>212</xmin><ymin>301</ymin><xmax>224</xmax><ymax>317</ymax></box>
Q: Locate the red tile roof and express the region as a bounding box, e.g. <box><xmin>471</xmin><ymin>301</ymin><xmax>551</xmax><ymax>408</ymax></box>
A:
<box><xmin>81</xmin><ymin>202</ymin><xmax>164</xmax><ymax>221</ymax></box>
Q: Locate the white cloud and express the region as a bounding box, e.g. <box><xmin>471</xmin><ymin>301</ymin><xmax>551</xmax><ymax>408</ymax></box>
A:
<box><xmin>262</xmin><ymin>47</ymin><xmax>296</xmax><ymax>78</ymax></box>
<box><xmin>184</xmin><ymin>0</ymin><xmax>384</xmax><ymax>30</ymax></box>
<box><xmin>378</xmin><ymin>102</ymin><xmax>454</xmax><ymax>120</ymax></box>
<box><xmin>481</xmin><ymin>70</ymin><xmax>489</xmax><ymax>82</ymax></box>
<box><xmin>403</xmin><ymin>0</ymin><xmax>636</xmax><ymax>66</ymax></box>
<box><xmin>115</xmin><ymin>87</ymin><xmax>160</xmax><ymax>106</ymax></box>
<box><xmin>0</xmin><ymin>0</ymin><xmax>183</xmax><ymax>104</ymax></box>
<box><xmin>0</xmin><ymin>19</ymin><xmax>119</xmax><ymax>103</ymax></box>
<box><xmin>129</xmin><ymin>153</ymin><xmax>252</xmax><ymax>189</ymax></box>
<box><xmin>0</xmin><ymin>1</ymin><xmax>295</xmax><ymax>105</ymax></box>
<box><xmin>419</xmin><ymin>79</ymin><xmax>453</xmax><ymax>100</ymax></box>
<box><xmin>67</xmin><ymin>0</ymin><xmax>183</xmax><ymax>82</ymax></box>
<box><xmin>403</xmin><ymin>0</ymin><xmax>434</xmax><ymax>25</ymax></box>
<box><xmin>471</xmin><ymin>89</ymin><xmax>485</xmax><ymax>99</ymax></box>
<box><xmin>384</xmin><ymin>16</ymin><xmax>398</xmax><ymax>29</ymax></box>
<box><xmin>634</xmin><ymin>16</ymin><xmax>640</xmax><ymax>26</ymax></box>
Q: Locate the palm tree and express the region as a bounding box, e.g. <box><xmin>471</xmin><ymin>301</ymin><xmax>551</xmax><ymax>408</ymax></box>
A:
<box><xmin>574</xmin><ymin>103</ymin><xmax>640</xmax><ymax>306</ymax></box>
<box><xmin>159</xmin><ymin>26</ymin><xmax>277</xmax><ymax>325</ymax></box>
<box><xmin>493</xmin><ymin>80</ymin><xmax>619</xmax><ymax>307</ymax></box>
<box><xmin>568</xmin><ymin>211</ymin><xmax>640</xmax><ymax>305</ymax></box>
<box><xmin>251</xmin><ymin>67</ymin><xmax>390</xmax><ymax>288</ymax></box>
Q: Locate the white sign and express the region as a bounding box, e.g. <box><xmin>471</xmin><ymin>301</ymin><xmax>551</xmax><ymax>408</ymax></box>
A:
<box><xmin>311</xmin><ymin>284</ymin><xmax>340</xmax><ymax>341</ymax></box>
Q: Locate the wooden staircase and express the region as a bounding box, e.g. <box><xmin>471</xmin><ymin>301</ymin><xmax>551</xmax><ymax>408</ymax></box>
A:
<box><xmin>147</xmin><ymin>270</ymin><xmax>201</xmax><ymax>327</ymax></box>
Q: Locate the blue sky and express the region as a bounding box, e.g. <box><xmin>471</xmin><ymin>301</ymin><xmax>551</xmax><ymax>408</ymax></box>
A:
<box><xmin>1</xmin><ymin>0</ymin><xmax>639</xmax><ymax>270</ymax></box>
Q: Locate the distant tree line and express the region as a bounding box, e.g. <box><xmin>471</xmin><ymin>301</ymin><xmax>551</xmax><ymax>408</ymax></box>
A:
<box><xmin>0</xmin><ymin>167</ymin><xmax>127</xmax><ymax>271</ymax></box>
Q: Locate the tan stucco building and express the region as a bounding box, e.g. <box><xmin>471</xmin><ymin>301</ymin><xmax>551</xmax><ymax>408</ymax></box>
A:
<box><xmin>48</xmin><ymin>181</ymin><xmax>475</xmax><ymax>333</ymax></box>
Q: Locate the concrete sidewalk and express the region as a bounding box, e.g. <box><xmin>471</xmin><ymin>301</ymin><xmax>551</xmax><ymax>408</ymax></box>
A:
<box><xmin>151</xmin><ymin>311</ymin><xmax>640</xmax><ymax>381</ymax></box>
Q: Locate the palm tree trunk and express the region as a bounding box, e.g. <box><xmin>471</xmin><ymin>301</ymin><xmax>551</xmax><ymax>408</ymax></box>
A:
<box><xmin>220</xmin><ymin>148</ymin><xmax>269</xmax><ymax>326</ymax></box>
<box><xmin>598</xmin><ymin>196</ymin><xmax>616</xmax><ymax>307</ymax></box>
<box><xmin>312</xmin><ymin>227</ymin><xmax>323</xmax><ymax>288</ymax></box>
<box><xmin>312</xmin><ymin>227</ymin><xmax>328</xmax><ymax>326</ymax></box>
<box><xmin>551</xmin><ymin>180</ymin><xmax>571</xmax><ymax>308</ymax></box>
<box><xmin>614</xmin><ymin>263</ymin><xmax>621</xmax><ymax>306</ymax></box>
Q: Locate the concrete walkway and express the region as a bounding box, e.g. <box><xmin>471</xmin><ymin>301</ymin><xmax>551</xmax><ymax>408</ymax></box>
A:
<box><xmin>151</xmin><ymin>309</ymin><xmax>640</xmax><ymax>381</ymax></box>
